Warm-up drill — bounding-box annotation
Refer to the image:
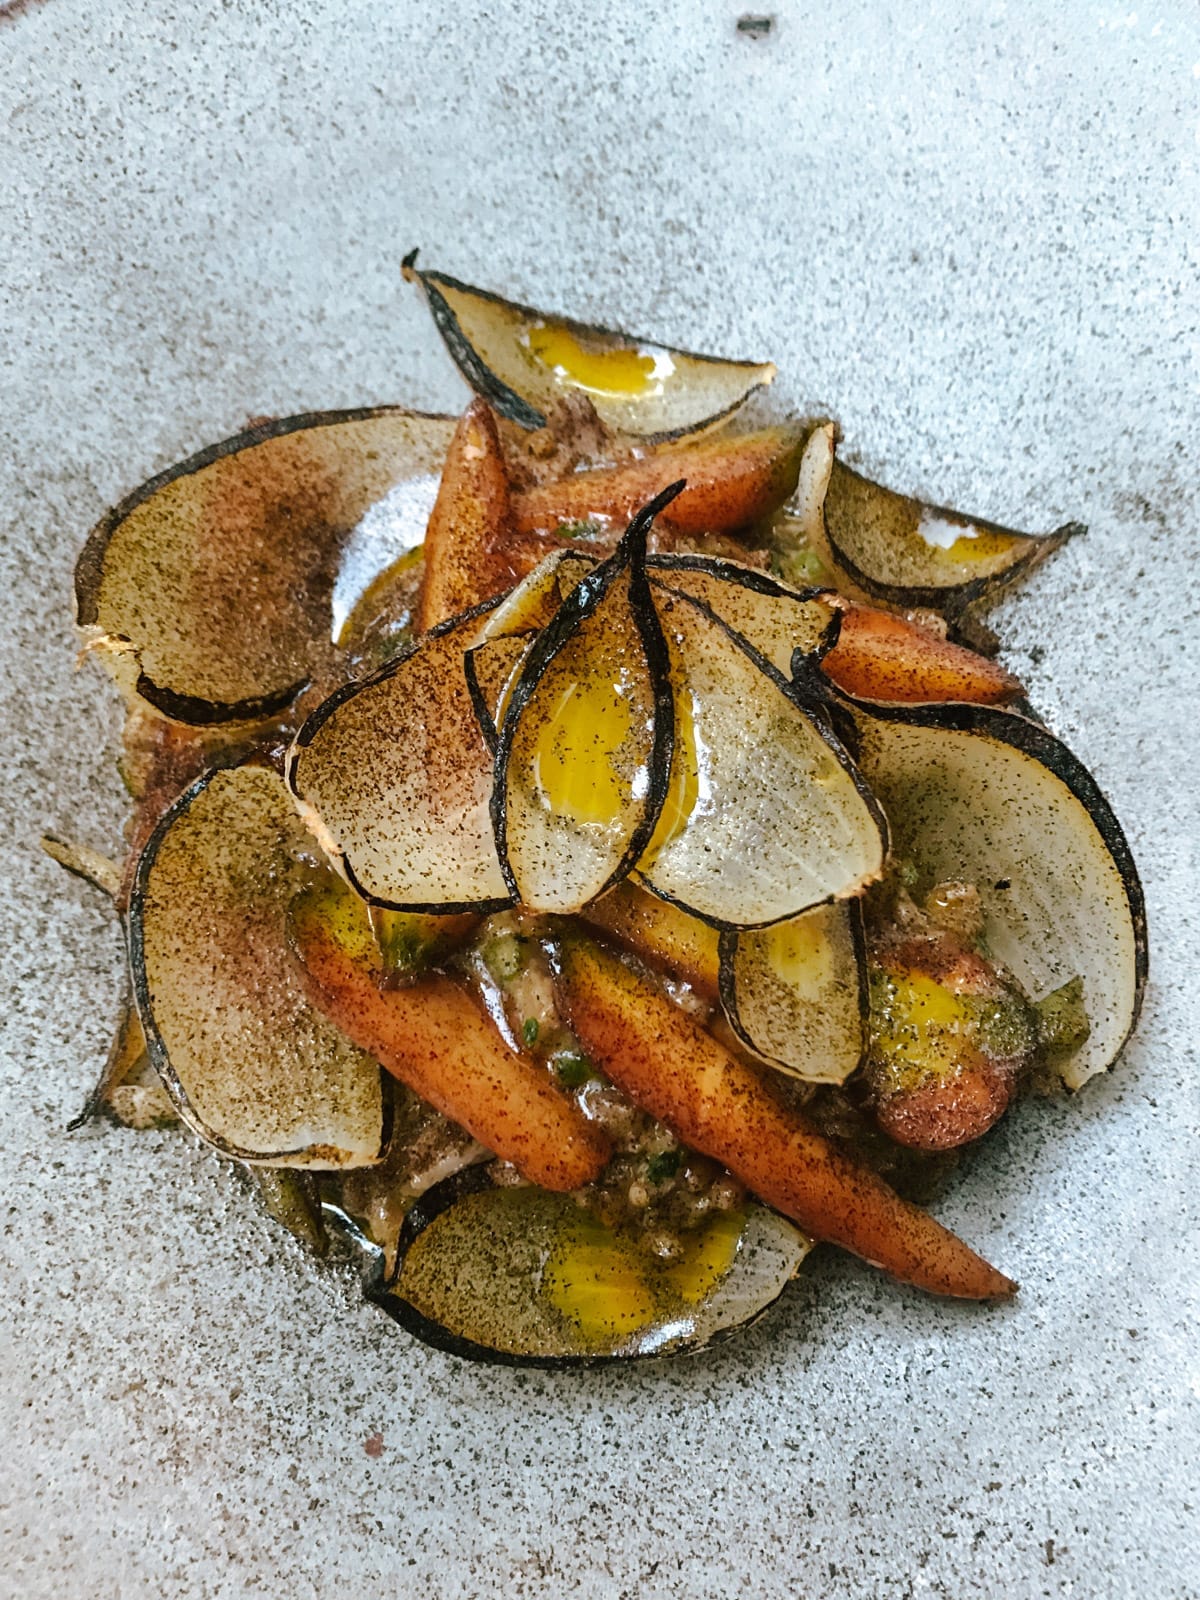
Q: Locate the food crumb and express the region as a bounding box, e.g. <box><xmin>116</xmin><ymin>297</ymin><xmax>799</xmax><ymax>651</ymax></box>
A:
<box><xmin>363</xmin><ymin>1433</ymin><xmax>385</xmax><ymax>1458</ymax></box>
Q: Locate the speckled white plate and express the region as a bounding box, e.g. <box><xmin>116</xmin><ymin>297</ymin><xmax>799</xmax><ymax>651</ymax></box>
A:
<box><xmin>2</xmin><ymin>3</ymin><xmax>1198</xmax><ymax>1595</ymax></box>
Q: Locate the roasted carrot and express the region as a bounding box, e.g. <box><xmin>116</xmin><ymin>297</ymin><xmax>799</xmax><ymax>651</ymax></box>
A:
<box><xmin>295</xmin><ymin>910</ymin><xmax>610</xmax><ymax>1192</ymax></box>
<box><xmin>581</xmin><ymin>881</ymin><xmax>721</xmax><ymax>1002</ymax></box>
<box><xmin>512</xmin><ymin>426</ymin><xmax>805</xmax><ymax>540</ymax></box>
<box><xmin>416</xmin><ymin>398</ymin><xmax>522</xmax><ymax>631</ymax></box>
<box><xmin>822</xmin><ymin>602</ymin><xmax>1022</xmax><ymax>705</ymax></box>
<box><xmin>554</xmin><ymin>931</ymin><xmax>1015</xmax><ymax>1300</ymax></box>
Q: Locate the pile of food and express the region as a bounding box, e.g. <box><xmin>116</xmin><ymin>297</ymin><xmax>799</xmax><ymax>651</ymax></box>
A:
<box><xmin>51</xmin><ymin>258</ymin><xmax>1146</xmax><ymax>1364</ymax></box>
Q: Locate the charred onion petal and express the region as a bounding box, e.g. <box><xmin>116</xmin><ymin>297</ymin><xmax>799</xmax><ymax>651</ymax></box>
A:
<box><xmin>635</xmin><ymin>587</ymin><xmax>887</xmax><ymax>929</ymax></box>
<box><xmin>373</xmin><ymin>1163</ymin><xmax>808</xmax><ymax>1365</ymax></box>
<box><xmin>403</xmin><ymin>253</ymin><xmax>776</xmax><ymax>442</ymax></box>
<box><xmin>76</xmin><ymin>408</ymin><xmax>456</xmax><ymax>724</ymax></box>
<box><xmin>292</xmin><ymin>896</ymin><xmax>609</xmax><ymax>1191</ymax></box>
<box><xmin>719</xmin><ymin>903</ymin><xmax>867</xmax><ymax>1083</ymax></box>
<box><xmin>492</xmin><ymin>489</ymin><xmax>677</xmax><ymax>913</ymax></box>
<box><xmin>647</xmin><ymin>554</ymin><xmax>837</xmax><ymax>677</ymax></box>
<box><xmin>289</xmin><ymin>608</ymin><xmax>512</xmax><ymax>913</ymax></box>
<box><xmin>129</xmin><ymin>764</ymin><xmax>385</xmax><ymax>1167</ymax></box>
<box><xmin>850</xmin><ymin>701</ymin><xmax>1146</xmax><ymax>1088</ymax></box>
<box><xmin>512</xmin><ymin>426</ymin><xmax>806</xmax><ymax>541</ymax></box>
<box><xmin>815</xmin><ymin>454</ymin><xmax>1082</xmax><ymax>615</ymax></box>
<box><xmin>554</xmin><ymin>931</ymin><xmax>1015</xmax><ymax>1300</ymax></box>
<box><xmin>582</xmin><ymin>880</ymin><xmax>721</xmax><ymax>1001</ymax></box>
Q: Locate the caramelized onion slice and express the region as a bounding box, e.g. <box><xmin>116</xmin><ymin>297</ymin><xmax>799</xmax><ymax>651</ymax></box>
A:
<box><xmin>648</xmin><ymin>554</ymin><xmax>837</xmax><ymax>677</ymax></box>
<box><xmin>76</xmin><ymin>408</ymin><xmax>455</xmax><ymax>724</ymax></box>
<box><xmin>129</xmin><ymin>764</ymin><xmax>385</xmax><ymax>1167</ymax></box>
<box><xmin>289</xmin><ymin>610</ymin><xmax>511</xmax><ymax>913</ymax></box>
<box><xmin>403</xmin><ymin>254</ymin><xmax>776</xmax><ymax>442</ymax></box>
<box><xmin>720</xmin><ymin>903</ymin><xmax>867</xmax><ymax>1083</ymax></box>
<box><xmin>814</xmin><ymin>450</ymin><xmax>1082</xmax><ymax>615</ymax></box>
<box><xmin>493</xmin><ymin>494</ymin><xmax>676</xmax><ymax>913</ymax></box>
<box><xmin>374</xmin><ymin>1164</ymin><xmax>809</xmax><ymax>1365</ymax></box>
<box><xmin>850</xmin><ymin>701</ymin><xmax>1146</xmax><ymax>1088</ymax></box>
<box><xmin>635</xmin><ymin>587</ymin><xmax>887</xmax><ymax>929</ymax></box>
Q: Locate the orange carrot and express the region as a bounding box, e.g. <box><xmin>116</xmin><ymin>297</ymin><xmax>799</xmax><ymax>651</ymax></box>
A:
<box><xmin>512</xmin><ymin>426</ymin><xmax>805</xmax><ymax>540</ymax></box>
<box><xmin>417</xmin><ymin>399</ymin><xmax>522</xmax><ymax>631</ymax></box>
<box><xmin>822</xmin><ymin>602</ymin><xmax>1022</xmax><ymax>705</ymax></box>
<box><xmin>296</xmin><ymin>914</ymin><xmax>610</xmax><ymax>1192</ymax></box>
<box><xmin>555</xmin><ymin>932</ymin><xmax>1015</xmax><ymax>1300</ymax></box>
<box><xmin>581</xmin><ymin>882</ymin><xmax>721</xmax><ymax>1002</ymax></box>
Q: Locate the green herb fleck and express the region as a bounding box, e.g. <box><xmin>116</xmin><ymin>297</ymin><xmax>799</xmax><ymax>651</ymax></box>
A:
<box><xmin>481</xmin><ymin>932</ymin><xmax>527</xmax><ymax>985</ymax></box>
<box><xmin>554</xmin><ymin>1051</ymin><xmax>594</xmax><ymax>1087</ymax></box>
<box><xmin>556</xmin><ymin>518</ymin><xmax>601</xmax><ymax>541</ymax></box>
<box><xmin>1033</xmin><ymin>975</ymin><xmax>1091</xmax><ymax>1056</ymax></box>
<box><xmin>771</xmin><ymin>543</ymin><xmax>830</xmax><ymax>588</ymax></box>
<box><xmin>646</xmin><ymin>1149</ymin><xmax>682</xmax><ymax>1184</ymax></box>
<box><xmin>522</xmin><ymin>1017</ymin><xmax>540</xmax><ymax>1047</ymax></box>
<box><xmin>895</xmin><ymin>858</ymin><xmax>922</xmax><ymax>891</ymax></box>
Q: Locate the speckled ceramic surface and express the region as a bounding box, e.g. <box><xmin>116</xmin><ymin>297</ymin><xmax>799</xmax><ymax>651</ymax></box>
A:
<box><xmin>2</xmin><ymin>3</ymin><xmax>1198</xmax><ymax>1595</ymax></box>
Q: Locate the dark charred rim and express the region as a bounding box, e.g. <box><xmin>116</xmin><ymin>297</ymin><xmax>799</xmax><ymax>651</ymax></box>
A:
<box><xmin>128</xmin><ymin>762</ymin><xmax>390</xmax><ymax>1165</ymax></box>
<box><xmin>648</xmin><ymin>551</ymin><xmax>829</xmax><ymax>606</ymax></box>
<box><xmin>134</xmin><ymin>669</ymin><xmax>306</xmax><ymax>728</ymax></box>
<box><xmin>404</xmin><ymin>254</ymin><xmax>774</xmax><ymax>442</ymax></box>
<box><xmin>463</xmin><ymin>636</ymin><xmax>533</xmax><ymax>756</ymax></box>
<box><xmin>360</xmin><ymin>1162</ymin><xmax>792</xmax><ymax>1368</ymax></box>
<box><xmin>287</xmin><ymin>596</ymin><xmax>516</xmax><ymax>914</ymax></box>
<box><xmin>717</xmin><ymin>900</ymin><xmax>869</xmax><ymax>1078</ymax></box>
<box><xmin>337</xmin><ymin>853</ymin><xmax>513</xmax><ymax>918</ymax></box>
<box><xmin>75</xmin><ymin>403</ymin><xmax>457</xmax><ymax>724</ymax></box>
<box><xmin>490</xmin><ymin>485</ymin><xmax>682</xmax><ymax>905</ymax></box>
<box><xmin>844</xmin><ymin>693</ymin><xmax>1148</xmax><ymax>1045</ymax></box>
<box><xmin>631</xmin><ymin>584</ymin><xmax>889</xmax><ymax>931</ymax></box>
<box><xmin>821</xmin><ymin>463</ymin><xmax>1084</xmax><ymax>612</ymax></box>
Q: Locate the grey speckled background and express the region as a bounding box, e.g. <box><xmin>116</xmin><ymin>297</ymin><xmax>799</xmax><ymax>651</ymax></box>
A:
<box><xmin>2</xmin><ymin>2</ymin><xmax>1198</xmax><ymax>1596</ymax></box>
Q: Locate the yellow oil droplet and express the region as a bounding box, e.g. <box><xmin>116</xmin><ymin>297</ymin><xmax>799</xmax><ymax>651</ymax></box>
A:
<box><xmin>526</xmin><ymin>322</ymin><xmax>660</xmax><ymax>398</ymax></box>
<box><xmin>662</xmin><ymin>1209</ymin><xmax>744</xmax><ymax>1305</ymax></box>
<box><xmin>337</xmin><ymin>544</ymin><xmax>423</xmax><ymax>646</ymax></box>
<box><xmin>530</xmin><ymin>675</ymin><xmax>636</xmax><ymax>826</ymax></box>
<box><xmin>542</xmin><ymin>1214</ymin><xmax>657</xmax><ymax>1340</ymax></box>
<box><xmin>919</xmin><ymin>515</ymin><xmax>1020</xmax><ymax>567</ymax></box>
<box><xmin>640</xmin><ymin>676</ymin><xmax>700</xmax><ymax>863</ymax></box>
<box><xmin>295</xmin><ymin>877</ymin><xmax>376</xmax><ymax>964</ymax></box>
<box><xmin>873</xmin><ymin>967</ymin><xmax>977</xmax><ymax>1088</ymax></box>
<box><xmin>940</xmin><ymin>529</ymin><xmax>1019</xmax><ymax>565</ymax></box>
<box><xmin>764</xmin><ymin>917</ymin><xmax>835</xmax><ymax>989</ymax></box>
